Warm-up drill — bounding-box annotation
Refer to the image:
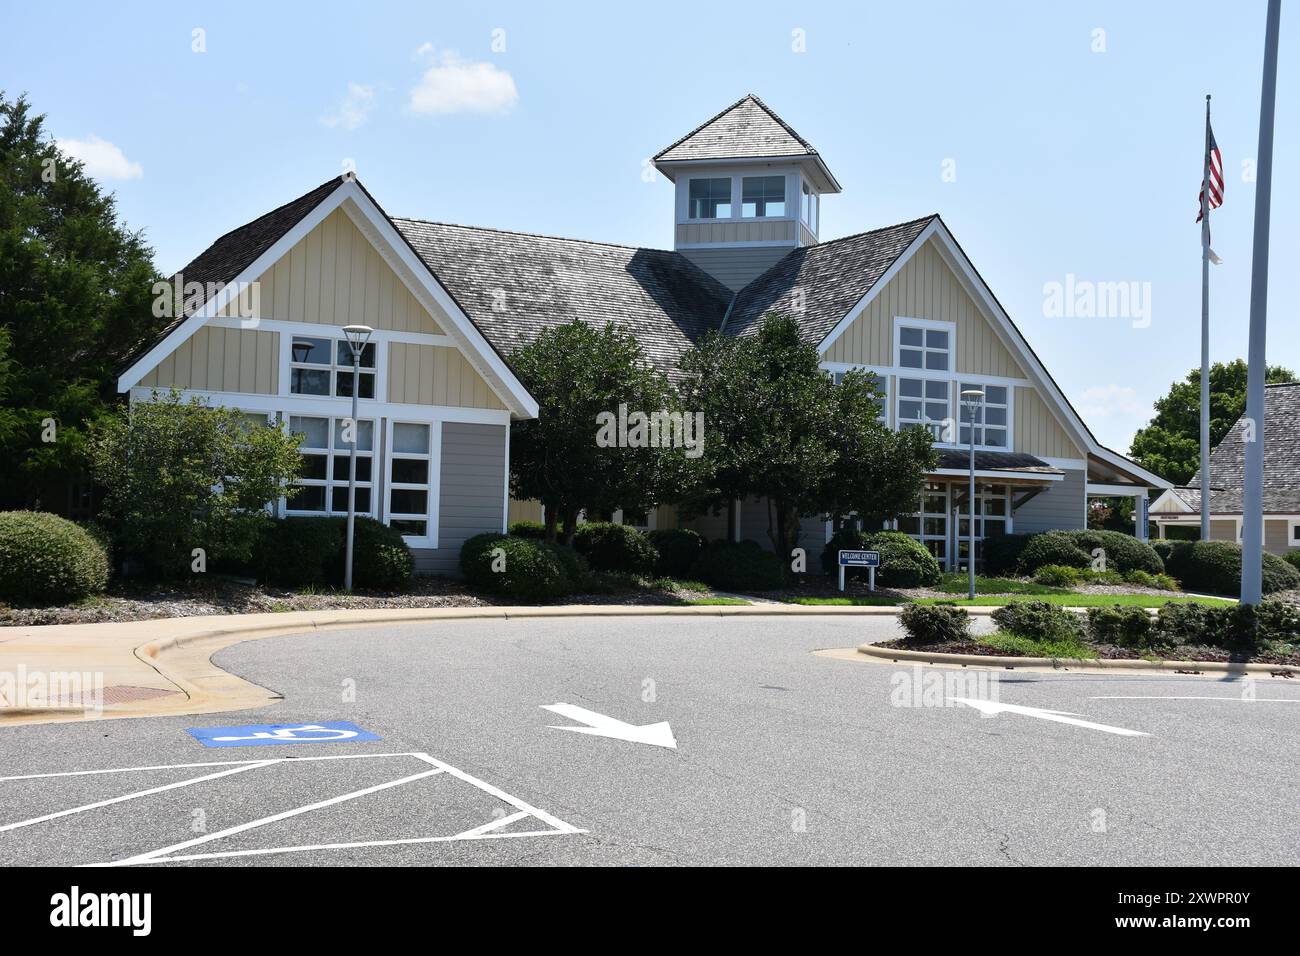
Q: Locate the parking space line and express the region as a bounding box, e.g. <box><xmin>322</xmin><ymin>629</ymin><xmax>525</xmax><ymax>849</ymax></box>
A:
<box><xmin>455</xmin><ymin>810</ymin><xmax>531</xmax><ymax>839</ymax></box>
<box><xmin>1088</xmin><ymin>696</ymin><xmax>1300</xmax><ymax>702</ymax></box>
<box><xmin>409</xmin><ymin>752</ymin><xmax>584</xmax><ymax>835</ymax></box>
<box><xmin>0</xmin><ymin>760</ymin><xmax>277</xmax><ymax>835</ymax></box>
<box><xmin>0</xmin><ymin>751</ymin><xmax>430</xmax><ymax>783</ymax></box>
<box><xmin>94</xmin><ymin>767</ymin><xmax>447</xmax><ymax>867</ymax></box>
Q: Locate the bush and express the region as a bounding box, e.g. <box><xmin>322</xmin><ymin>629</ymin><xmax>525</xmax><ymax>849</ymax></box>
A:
<box><xmin>991</xmin><ymin>600</ymin><xmax>1084</xmax><ymax>642</ymax></box>
<box><xmin>460</xmin><ymin>533</ymin><xmax>578</xmax><ymax>601</ymax></box>
<box><xmin>0</xmin><ymin>511</ymin><xmax>109</xmax><ymax>605</ymax></box>
<box><xmin>692</xmin><ymin>539</ymin><xmax>784</xmax><ymax>591</ymax></box>
<box><xmin>647</xmin><ymin>528</ymin><xmax>704</xmax><ymax>578</ymax></box>
<box><xmin>1017</xmin><ymin>532</ymin><xmax>1092</xmax><ymax>573</ymax></box>
<box><xmin>1122</xmin><ymin>569</ymin><xmax>1179</xmax><ymax>591</ymax></box>
<box><xmin>1060</xmin><ymin>530</ymin><xmax>1165</xmax><ymax>575</ymax></box>
<box><xmin>1152</xmin><ymin>601</ymin><xmax>1211</xmax><ymax>646</ymax></box>
<box><xmin>1153</xmin><ymin>600</ymin><xmax>1300</xmax><ymax>651</ymax></box>
<box><xmin>338</xmin><ymin>518</ymin><xmax>414</xmax><ymax>591</ymax></box>
<box><xmin>1033</xmin><ymin>564</ymin><xmax>1081</xmax><ymax>587</ymax></box>
<box><xmin>507</xmin><ymin>520</ymin><xmax>547</xmax><ymax>539</ymax></box>
<box><xmin>572</xmin><ymin>522</ymin><xmax>658</xmax><ymax>574</ymax></box>
<box><xmin>820</xmin><ymin>529</ymin><xmax>941</xmax><ymax>588</ymax></box>
<box><xmin>898</xmin><ymin>603</ymin><xmax>970</xmax><ymax>644</ymax></box>
<box><xmin>253</xmin><ymin>517</ymin><xmax>345</xmax><ymax>588</ymax></box>
<box><xmin>1283</xmin><ymin>550</ymin><xmax>1300</xmax><ymax>573</ymax></box>
<box><xmin>982</xmin><ymin>533</ymin><xmax>1034</xmax><ymax>575</ymax></box>
<box><xmin>1086</xmin><ymin>605</ymin><xmax>1159</xmax><ymax>648</ymax></box>
<box><xmin>1162</xmin><ymin>540</ymin><xmax>1300</xmax><ymax>595</ymax></box>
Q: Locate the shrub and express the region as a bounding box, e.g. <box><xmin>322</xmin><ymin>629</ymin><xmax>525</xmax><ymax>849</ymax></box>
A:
<box><xmin>898</xmin><ymin>603</ymin><xmax>970</xmax><ymax>644</ymax></box>
<box><xmin>991</xmin><ymin>600</ymin><xmax>1084</xmax><ymax>642</ymax></box>
<box><xmin>254</xmin><ymin>517</ymin><xmax>413</xmax><ymax>591</ymax></box>
<box><xmin>981</xmin><ymin>533</ymin><xmax>1034</xmax><ymax>575</ymax></box>
<box><xmin>572</xmin><ymin>522</ymin><xmax>658</xmax><ymax>574</ymax></box>
<box><xmin>1060</xmin><ymin>530</ymin><xmax>1164</xmax><ymax>575</ymax></box>
<box><xmin>1122</xmin><ymin>569</ymin><xmax>1180</xmax><ymax>591</ymax></box>
<box><xmin>1284</xmin><ymin>550</ymin><xmax>1300</xmax><ymax>573</ymax></box>
<box><xmin>692</xmin><ymin>540</ymin><xmax>784</xmax><ymax>591</ymax></box>
<box><xmin>507</xmin><ymin>520</ymin><xmax>547</xmax><ymax>539</ymax></box>
<box><xmin>1086</xmin><ymin>605</ymin><xmax>1158</xmax><ymax>648</ymax></box>
<box><xmin>820</xmin><ymin>529</ymin><xmax>941</xmax><ymax>588</ymax></box>
<box><xmin>1017</xmin><ymin>532</ymin><xmax>1092</xmax><ymax>573</ymax></box>
<box><xmin>1153</xmin><ymin>601</ymin><xmax>1212</xmax><ymax>646</ymax></box>
<box><xmin>460</xmin><ymin>533</ymin><xmax>577</xmax><ymax>601</ymax></box>
<box><xmin>1153</xmin><ymin>600</ymin><xmax>1300</xmax><ymax>651</ymax></box>
<box><xmin>1162</xmin><ymin>540</ymin><xmax>1300</xmax><ymax>595</ymax></box>
<box><xmin>647</xmin><ymin>528</ymin><xmax>704</xmax><ymax>578</ymax></box>
<box><xmin>1033</xmin><ymin>564</ymin><xmax>1081</xmax><ymax>588</ymax></box>
<box><xmin>0</xmin><ymin>511</ymin><xmax>109</xmax><ymax>605</ymax></box>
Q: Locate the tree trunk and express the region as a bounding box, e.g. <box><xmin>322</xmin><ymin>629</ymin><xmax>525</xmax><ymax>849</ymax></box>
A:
<box><xmin>543</xmin><ymin>505</ymin><xmax>559</xmax><ymax>543</ymax></box>
<box><xmin>561</xmin><ymin>507</ymin><xmax>580</xmax><ymax>546</ymax></box>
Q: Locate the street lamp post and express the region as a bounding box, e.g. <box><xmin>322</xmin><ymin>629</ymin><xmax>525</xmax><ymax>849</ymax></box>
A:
<box><xmin>960</xmin><ymin>388</ymin><xmax>985</xmax><ymax>601</ymax></box>
<box><xmin>341</xmin><ymin>324</ymin><xmax>373</xmax><ymax>592</ymax></box>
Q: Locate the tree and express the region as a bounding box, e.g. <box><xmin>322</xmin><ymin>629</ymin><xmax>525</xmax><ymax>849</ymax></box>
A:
<box><xmin>1130</xmin><ymin>359</ymin><xmax>1295</xmax><ymax>486</ymax></box>
<box><xmin>88</xmin><ymin>391</ymin><xmax>304</xmax><ymax>578</ymax></box>
<box><xmin>508</xmin><ymin>321</ymin><xmax>684</xmax><ymax>543</ymax></box>
<box><xmin>0</xmin><ymin>92</ymin><xmax>165</xmax><ymax>509</ymax></box>
<box><xmin>679</xmin><ymin>313</ymin><xmax>937</xmax><ymax>564</ymax></box>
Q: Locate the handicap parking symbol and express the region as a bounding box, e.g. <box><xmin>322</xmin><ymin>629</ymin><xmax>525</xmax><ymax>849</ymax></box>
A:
<box><xmin>186</xmin><ymin>721</ymin><xmax>381</xmax><ymax>748</ymax></box>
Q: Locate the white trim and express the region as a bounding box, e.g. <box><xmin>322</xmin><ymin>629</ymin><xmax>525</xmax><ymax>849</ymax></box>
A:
<box><xmin>1087</xmin><ymin>482</ymin><xmax>1150</xmax><ymax>497</ymax></box>
<box><xmin>675</xmin><ymin>240</ymin><xmax>798</xmax><ymax>250</ymax></box>
<box><xmin>128</xmin><ymin>386</ymin><xmax>511</xmax><ymax>426</ymax></box>
<box><xmin>501</xmin><ymin>423</ymin><xmax>510</xmax><ymax>534</ymax></box>
<box><xmin>820</xmin><ymin>361</ymin><xmax>1030</xmax><ymax>389</ymax></box>
<box><xmin>1288</xmin><ymin>519</ymin><xmax>1300</xmax><ymax>548</ymax></box>
<box><xmin>931</xmin><ymin>468</ymin><xmax>1063</xmax><ymax>483</ymax></box>
<box><xmin>1039</xmin><ymin>456</ymin><xmax>1088</xmax><ymax>471</ymax></box>
<box><xmin>208</xmin><ymin>314</ymin><xmax>454</xmax><ymax>348</ymax></box>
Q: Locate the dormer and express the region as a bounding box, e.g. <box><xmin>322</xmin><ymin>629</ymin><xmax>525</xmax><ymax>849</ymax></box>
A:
<box><xmin>653</xmin><ymin>94</ymin><xmax>841</xmax><ymax>291</ymax></box>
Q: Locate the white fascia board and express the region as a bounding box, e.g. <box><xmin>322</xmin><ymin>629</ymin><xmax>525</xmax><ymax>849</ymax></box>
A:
<box><xmin>1087</xmin><ymin>482</ymin><xmax>1151</xmax><ymax>496</ymax></box>
<box><xmin>930</xmin><ymin>468</ymin><xmax>1064</xmax><ymax>483</ymax></box>
<box><xmin>1148</xmin><ymin>488</ymin><xmax>1195</xmax><ymax>514</ymax></box>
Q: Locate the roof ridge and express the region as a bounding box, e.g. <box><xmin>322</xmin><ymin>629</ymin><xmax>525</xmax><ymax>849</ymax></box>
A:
<box><xmin>652</xmin><ymin>93</ymin><xmax>756</xmax><ymax>161</ymax></box>
<box><xmin>744</xmin><ymin>93</ymin><xmax>816</xmax><ymax>153</ymax></box>
<box><xmin>201</xmin><ymin>176</ymin><xmax>344</xmax><ymax>248</ymax></box>
<box><xmin>393</xmin><ymin>217</ymin><xmax>656</xmax><ymax>253</ymax></box>
<box><xmin>802</xmin><ymin>214</ymin><xmax>939</xmax><ymax>251</ymax></box>
<box><xmin>1264</xmin><ymin>380</ymin><xmax>1300</xmax><ymax>388</ymax></box>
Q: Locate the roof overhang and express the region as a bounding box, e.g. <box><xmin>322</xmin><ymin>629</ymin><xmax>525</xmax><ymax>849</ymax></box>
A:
<box><xmin>929</xmin><ymin>468</ymin><xmax>1063</xmax><ymax>485</ymax></box>
<box><xmin>653</xmin><ymin>154</ymin><xmax>842</xmax><ymax>194</ymax></box>
<box><xmin>117</xmin><ymin>177</ymin><xmax>539</xmax><ymax>420</ymax></box>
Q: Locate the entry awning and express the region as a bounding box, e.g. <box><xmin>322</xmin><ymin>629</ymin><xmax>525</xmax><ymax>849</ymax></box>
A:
<box><xmin>929</xmin><ymin>450</ymin><xmax>1065</xmax><ymax>485</ymax></box>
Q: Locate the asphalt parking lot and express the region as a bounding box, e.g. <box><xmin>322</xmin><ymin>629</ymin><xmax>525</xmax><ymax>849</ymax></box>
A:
<box><xmin>2</xmin><ymin>615</ymin><xmax>1298</xmax><ymax>866</ymax></box>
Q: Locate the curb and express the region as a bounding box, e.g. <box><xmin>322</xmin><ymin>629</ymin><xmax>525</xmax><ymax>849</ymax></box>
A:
<box><xmin>855</xmin><ymin>641</ymin><xmax>1300</xmax><ymax>677</ymax></box>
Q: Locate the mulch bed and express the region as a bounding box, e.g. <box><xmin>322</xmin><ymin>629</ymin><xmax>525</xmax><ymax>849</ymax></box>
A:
<box><xmin>875</xmin><ymin>637</ymin><xmax>1300</xmax><ymax>667</ymax></box>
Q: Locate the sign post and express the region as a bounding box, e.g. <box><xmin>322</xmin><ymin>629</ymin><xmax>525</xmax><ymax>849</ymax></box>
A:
<box><xmin>838</xmin><ymin>549</ymin><xmax>881</xmax><ymax>592</ymax></box>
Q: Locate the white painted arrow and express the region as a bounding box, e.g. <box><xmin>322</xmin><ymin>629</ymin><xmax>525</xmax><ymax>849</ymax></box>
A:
<box><xmin>949</xmin><ymin>697</ymin><xmax>1149</xmax><ymax>737</ymax></box>
<box><xmin>541</xmin><ymin>703</ymin><xmax>677</xmax><ymax>749</ymax></box>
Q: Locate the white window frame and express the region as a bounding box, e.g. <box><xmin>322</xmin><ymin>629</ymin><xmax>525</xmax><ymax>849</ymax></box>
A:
<box><xmin>740</xmin><ymin>174</ymin><xmax>787</xmax><ymax>219</ymax></box>
<box><xmin>1289</xmin><ymin>518</ymin><xmax>1300</xmax><ymax>548</ymax></box>
<box><xmin>686</xmin><ymin>176</ymin><xmax>734</xmax><ymax>221</ymax></box>
<box><xmin>958</xmin><ymin>381</ymin><xmax>1011</xmax><ymax>450</ymax></box>
<box><xmin>284</xmin><ymin>414</ymin><xmax>379</xmax><ymax>520</ymax></box>
<box><xmin>385</xmin><ymin>419</ymin><xmax>441</xmax><ymax>549</ymax></box>
<box><xmin>287</xmin><ymin>332</ymin><xmax>380</xmax><ymax>402</ymax></box>
<box><xmin>894</xmin><ymin>317</ymin><xmax>954</xmax><ymax>375</ymax></box>
<box><xmin>954</xmin><ymin>483</ymin><xmax>1012</xmax><ymax>571</ymax></box>
<box><xmin>896</xmin><ymin>376</ymin><xmax>952</xmax><ymax>440</ymax></box>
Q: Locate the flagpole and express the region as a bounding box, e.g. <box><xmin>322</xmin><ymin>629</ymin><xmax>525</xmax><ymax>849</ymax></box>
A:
<box><xmin>1241</xmin><ymin>0</ymin><xmax>1282</xmax><ymax>605</ymax></box>
<box><xmin>1199</xmin><ymin>95</ymin><xmax>1212</xmax><ymax>542</ymax></box>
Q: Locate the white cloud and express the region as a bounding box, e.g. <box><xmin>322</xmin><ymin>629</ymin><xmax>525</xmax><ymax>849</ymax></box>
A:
<box><xmin>414</xmin><ymin>41</ymin><xmax>434</xmax><ymax>58</ymax></box>
<box><xmin>55</xmin><ymin>134</ymin><xmax>143</xmax><ymax>181</ymax></box>
<box><xmin>321</xmin><ymin>83</ymin><xmax>376</xmax><ymax>131</ymax></box>
<box><xmin>1076</xmin><ymin>384</ymin><xmax>1147</xmax><ymax>452</ymax></box>
<box><xmin>408</xmin><ymin>50</ymin><xmax>517</xmax><ymax>115</ymax></box>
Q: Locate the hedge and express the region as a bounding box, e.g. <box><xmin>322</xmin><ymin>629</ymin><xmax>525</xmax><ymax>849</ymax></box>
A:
<box><xmin>0</xmin><ymin>511</ymin><xmax>109</xmax><ymax>605</ymax></box>
<box><xmin>253</xmin><ymin>517</ymin><xmax>413</xmax><ymax>591</ymax></box>
<box><xmin>898</xmin><ymin>604</ymin><xmax>970</xmax><ymax>644</ymax></box>
<box><xmin>1016</xmin><ymin>532</ymin><xmax>1093</xmax><ymax>573</ymax></box>
<box><xmin>691</xmin><ymin>539</ymin><xmax>784</xmax><ymax>591</ymax></box>
<box><xmin>1086</xmin><ymin>605</ymin><xmax>1160</xmax><ymax>648</ymax></box>
<box><xmin>1154</xmin><ymin>600</ymin><xmax>1300</xmax><ymax>650</ymax></box>
<box><xmin>507</xmin><ymin>520</ymin><xmax>547</xmax><ymax>539</ymax></box>
<box><xmin>990</xmin><ymin>600</ymin><xmax>1084</xmax><ymax>642</ymax></box>
<box><xmin>647</xmin><ymin>528</ymin><xmax>704</xmax><ymax>578</ymax></box>
<box><xmin>460</xmin><ymin>533</ymin><xmax>581</xmax><ymax>601</ymax></box>
<box><xmin>1161</xmin><ymin>540</ymin><xmax>1300</xmax><ymax>596</ymax></box>
<box><xmin>982</xmin><ymin>533</ymin><xmax>1033</xmax><ymax>575</ymax></box>
<box><xmin>572</xmin><ymin>522</ymin><xmax>657</xmax><ymax>574</ymax></box>
<box><xmin>1015</xmin><ymin>530</ymin><xmax>1164</xmax><ymax>576</ymax></box>
<box><xmin>820</xmin><ymin>529</ymin><xmax>941</xmax><ymax>588</ymax></box>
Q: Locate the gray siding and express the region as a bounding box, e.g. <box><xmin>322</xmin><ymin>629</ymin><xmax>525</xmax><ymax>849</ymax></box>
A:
<box><xmin>1012</xmin><ymin>469</ymin><xmax>1086</xmax><ymax>534</ymax></box>
<box><xmin>412</xmin><ymin>422</ymin><xmax>506</xmax><ymax>576</ymax></box>
<box><xmin>682</xmin><ymin>504</ymin><xmax>729</xmax><ymax>543</ymax></box>
<box><xmin>678</xmin><ymin>246</ymin><xmax>791</xmax><ymax>293</ymax></box>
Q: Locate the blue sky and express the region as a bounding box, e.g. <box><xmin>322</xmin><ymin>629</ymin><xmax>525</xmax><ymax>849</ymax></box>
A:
<box><xmin>3</xmin><ymin>0</ymin><xmax>1295</xmax><ymax>453</ymax></box>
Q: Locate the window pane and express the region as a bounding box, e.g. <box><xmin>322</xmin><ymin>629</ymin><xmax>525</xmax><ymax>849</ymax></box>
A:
<box><xmin>300</xmin><ymin>454</ymin><xmax>328</xmax><ymax>480</ymax></box>
<box><xmin>393</xmin><ymin>423</ymin><xmax>430</xmax><ymax>454</ymax></box>
<box><xmin>985</xmin><ymin>407</ymin><xmax>1007</xmax><ymax>426</ymax></box>
<box><xmin>337</xmin><ymin>340</ymin><xmax>376</xmax><ymax>368</ymax></box>
<box><xmin>289</xmin><ymin>416</ymin><xmax>329</xmax><ymax>449</ymax></box>
<box><xmin>925</xmin><ymin>330</ymin><xmax>948</xmax><ymax>350</ymax></box>
<box><xmin>391</xmin><ymin>458</ymin><xmax>429</xmax><ymax>484</ymax></box>
<box><xmin>899</xmin><ymin>378</ymin><xmax>922</xmax><ymax>397</ymax></box>
<box><xmin>926</xmin><ymin>380</ymin><xmax>948</xmax><ymax>400</ymax></box>
<box><xmin>333</xmin><ymin>419</ymin><xmax>373</xmax><ymax>451</ymax></box>
<box><xmin>897</xmin><ymin>516</ymin><xmax>920</xmax><ymax>535</ymax></box>
<box><xmin>390</xmin><ymin>489</ymin><xmax>428</xmax><ymax>515</ymax></box>
<box><xmin>332</xmin><ymin>455</ymin><xmax>372</xmax><ymax>482</ymax></box>
<box><xmin>899</xmin><ymin>400</ymin><xmax>923</xmax><ymax>419</ymax></box>
<box><xmin>959</xmin><ymin>426</ymin><xmax>973</xmax><ymax>445</ymax></box>
<box><xmin>925</xmin><ymin>351</ymin><xmax>949</xmax><ymax>371</ymax></box>
<box><xmin>331</xmin><ymin>487</ymin><xmax>371</xmax><ymax>513</ymax></box>
<box><xmin>292</xmin><ymin>485</ymin><xmax>326</xmax><ymax>511</ymax></box>
<box><xmin>985</xmin><ymin>385</ymin><xmax>1007</xmax><ymax>405</ymax></box>
<box><xmin>900</xmin><ymin>349</ymin><xmax>922</xmax><ymax>369</ymax></box>
<box><xmin>984</xmin><ymin>428</ymin><xmax>1006</xmax><ymax>447</ymax></box>
<box><xmin>688</xmin><ymin>178</ymin><xmax>731</xmax><ymax>218</ymax></box>
<box><xmin>925</xmin><ymin>401</ymin><xmax>948</xmax><ymax>421</ymax></box>
<box><xmin>290</xmin><ymin>337</ymin><xmax>331</xmax><ymax>365</ymax></box>
<box><xmin>291</xmin><ymin>368</ymin><xmax>330</xmax><ymax>395</ymax></box>
<box><xmin>390</xmin><ymin>519</ymin><xmax>427</xmax><ymax>536</ymax></box>
<box><xmin>335</xmin><ymin>371</ymin><xmax>375</xmax><ymax>399</ymax></box>
<box><xmin>900</xmin><ymin>327</ymin><xmax>923</xmax><ymax>347</ymax></box>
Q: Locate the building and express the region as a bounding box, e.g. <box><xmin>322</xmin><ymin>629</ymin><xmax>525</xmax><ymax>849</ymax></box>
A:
<box><xmin>118</xmin><ymin>94</ymin><xmax>1168</xmax><ymax>574</ymax></box>
<box><xmin>1149</xmin><ymin>382</ymin><xmax>1300</xmax><ymax>554</ymax></box>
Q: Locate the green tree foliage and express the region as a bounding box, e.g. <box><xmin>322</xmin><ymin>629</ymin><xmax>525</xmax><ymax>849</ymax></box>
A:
<box><xmin>679</xmin><ymin>313</ymin><xmax>937</xmax><ymax>562</ymax></box>
<box><xmin>1130</xmin><ymin>359</ymin><xmax>1296</xmax><ymax>485</ymax></box>
<box><xmin>0</xmin><ymin>92</ymin><xmax>165</xmax><ymax>508</ymax></box>
<box><xmin>88</xmin><ymin>391</ymin><xmax>304</xmax><ymax>578</ymax></box>
<box><xmin>507</xmin><ymin>321</ymin><xmax>687</xmax><ymax>543</ymax></box>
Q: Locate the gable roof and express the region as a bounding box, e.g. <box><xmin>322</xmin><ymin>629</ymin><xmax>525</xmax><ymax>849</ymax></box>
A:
<box><xmin>723</xmin><ymin>215</ymin><xmax>936</xmax><ymax>342</ymax></box>
<box><xmin>1190</xmin><ymin>382</ymin><xmax>1300</xmax><ymax>513</ymax></box>
<box><xmin>392</xmin><ymin>221</ymin><xmax>732</xmax><ymax>381</ymax></box>
<box><xmin>653</xmin><ymin>94</ymin><xmax>841</xmax><ymax>192</ymax></box>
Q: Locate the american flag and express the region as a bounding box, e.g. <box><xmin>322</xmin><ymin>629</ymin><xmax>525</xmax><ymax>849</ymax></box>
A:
<box><xmin>1196</xmin><ymin>125</ymin><xmax>1223</xmax><ymax>222</ymax></box>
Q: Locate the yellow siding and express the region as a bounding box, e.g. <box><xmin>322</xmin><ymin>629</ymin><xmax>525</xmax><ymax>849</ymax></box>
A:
<box><xmin>676</xmin><ymin>220</ymin><xmax>796</xmax><ymax>245</ymax></box>
<box><xmin>1209</xmin><ymin>519</ymin><xmax>1238</xmax><ymax>542</ymax></box>
<box><xmin>1264</xmin><ymin>519</ymin><xmax>1291</xmax><ymax>555</ymax></box>
<box><xmin>1014</xmin><ymin>387</ymin><xmax>1082</xmax><ymax>459</ymax></box>
<box><xmin>387</xmin><ymin>342</ymin><xmax>504</xmax><ymax>410</ymax></box>
<box><xmin>223</xmin><ymin>208</ymin><xmax>445</xmax><ymax>334</ymax></box>
<box><xmin>508</xmin><ymin>499</ymin><xmax>544</xmax><ymax>525</ymax></box>
<box><xmin>824</xmin><ymin>240</ymin><xmax>1025</xmax><ymax>379</ymax></box>
<box><xmin>653</xmin><ymin>504</ymin><xmax>678</xmax><ymax>529</ymax></box>
<box><xmin>139</xmin><ymin>326</ymin><xmax>279</xmax><ymax>394</ymax></box>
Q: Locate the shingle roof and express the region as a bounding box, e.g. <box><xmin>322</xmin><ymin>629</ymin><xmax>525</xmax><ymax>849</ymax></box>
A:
<box><xmin>724</xmin><ymin>216</ymin><xmax>936</xmax><ymax>343</ymax></box>
<box><xmin>392</xmin><ymin>220</ymin><xmax>732</xmax><ymax>380</ymax></box>
<box><xmin>1190</xmin><ymin>382</ymin><xmax>1300</xmax><ymax>513</ymax></box>
<box><xmin>654</xmin><ymin>94</ymin><xmax>819</xmax><ymax>164</ymax></box>
<box><xmin>935</xmin><ymin>450</ymin><xmax>1064</xmax><ymax>477</ymax></box>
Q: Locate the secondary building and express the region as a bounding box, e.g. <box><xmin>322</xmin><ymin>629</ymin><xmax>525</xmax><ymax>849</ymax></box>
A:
<box><xmin>118</xmin><ymin>94</ymin><xmax>1168</xmax><ymax>574</ymax></box>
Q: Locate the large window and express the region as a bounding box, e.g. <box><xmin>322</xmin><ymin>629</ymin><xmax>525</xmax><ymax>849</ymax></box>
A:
<box><xmin>290</xmin><ymin>336</ymin><xmax>376</xmax><ymax>399</ymax></box>
<box><xmin>897</xmin><ymin>482</ymin><xmax>949</xmax><ymax>562</ymax></box>
<box><xmin>959</xmin><ymin>383</ymin><xmax>1009</xmax><ymax>448</ymax></box>
<box><xmin>287</xmin><ymin>415</ymin><xmax>374</xmax><ymax>516</ymax></box>
<box><xmin>742</xmin><ymin>175</ymin><xmax>785</xmax><ymax>217</ymax></box>
<box><xmin>388</xmin><ymin>422</ymin><xmax>433</xmax><ymax>539</ymax></box>
<box><xmin>955</xmin><ymin>484</ymin><xmax>1009</xmax><ymax>569</ymax></box>
<box><xmin>688</xmin><ymin>178</ymin><xmax>732</xmax><ymax>219</ymax></box>
<box><xmin>801</xmin><ymin>182</ymin><xmax>818</xmax><ymax>231</ymax></box>
<box><xmin>897</xmin><ymin>378</ymin><xmax>950</xmax><ymax>439</ymax></box>
<box><xmin>898</xmin><ymin>325</ymin><xmax>950</xmax><ymax>372</ymax></box>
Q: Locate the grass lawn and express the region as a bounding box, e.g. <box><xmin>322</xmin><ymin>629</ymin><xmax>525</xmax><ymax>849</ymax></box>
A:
<box><xmin>785</xmin><ymin>596</ymin><xmax>902</xmax><ymax>607</ymax></box>
<box><xmin>912</xmin><ymin>593</ymin><xmax>1233</xmax><ymax>608</ymax></box>
<box><xmin>683</xmin><ymin>596</ymin><xmax>751</xmax><ymax>606</ymax></box>
<box><xmin>977</xmin><ymin>631</ymin><xmax>1098</xmax><ymax>659</ymax></box>
<box><xmin>934</xmin><ymin>573</ymin><xmax>1071</xmax><ymax>596</ymax></box>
